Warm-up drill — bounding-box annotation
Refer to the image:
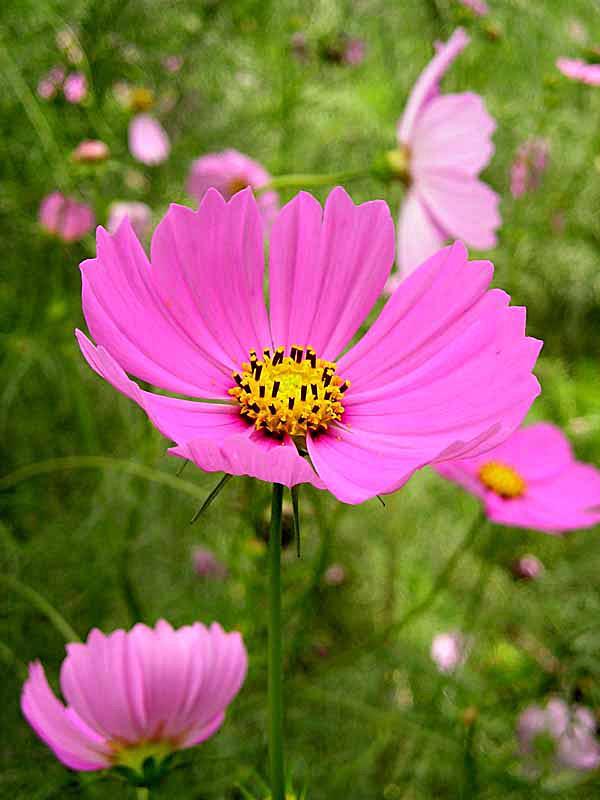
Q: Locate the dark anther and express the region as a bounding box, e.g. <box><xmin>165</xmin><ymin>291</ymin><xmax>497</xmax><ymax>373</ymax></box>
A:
<box><xmin>269</xmin><ymin>403</ymin><xmax>277</xmax><ymax>414</ymax></box>
<box><xmin>272</xmin><ymin>381</ymin><xmax>280</xmax><ymax>397</ymax></box>
<box><xmin>288</xmin><ymin>397</ymin><xmax>295</xmax><ymax>410</ymax></box>
<box><xmin>251</xmin><ymin>402</ymin><xmax>261</xmax><ymax>413</ymax></box>
<box><xmin>323</xmin><ymin>372</ymin><xmax>332</xmax><ymax>387</ymax></box>
<box><xmin>307</xmin><ymin>349</ymin><xmax>316</xmax><ymax>367</ymax></box>
<box><xmin>290</xmin><ymin>346</ymin><xmax>298</xmax><ymax>360</ymax></box>
<box><xmin>311</xmin><ymin>384</ymin><xmax>319</xmax><ymax>398</ymax></box>
<box><xmin>259</xmin><ymin>385</ymin><xmax>266</xmax><ymax>398</ymax></box>
<box><xmin>241</xmin><ymin>382</ymin><xmax>251</xmax><ymax>393</ymax></box>
<box><xmin>300</xmin><ymin>385</ymin><xmax>308</xmax><ymax>401</ymax></box>
<box><xmin>234</xmin><ymin>373</ymin><xmax>243</xmax><ymax>386</ymax></box>
<box><xmin>324</xmin><ymin>391</ymin><xmax>331</xmax><ymax>400</ymax></box>
<box><xmin>263</xmin><ymin>348</ymin><xmax>271</xmax><ymax>359</ymax></box>
<box><xmin>273</xmin><ymin>349</ymin><xmax>284</xmax><ymax>365</ymax></box>
<box><xmin>294</xmin><ymin>347</ymin><xmax>303</xmax><ymax>363</ymax></box>
<box><xmin>254</xmin><ymin>364</ymin><xmax>263</xmax><ymax>380</ymax></box>
<box><xmin>339</xmin><ymin>381</ymin><xmax>349</xmax><ymax>393</ymax></box>
<box><xmin>312</xmin><ymin>404</ymin><xmax>320</xmax><ymax>413</ymax></box>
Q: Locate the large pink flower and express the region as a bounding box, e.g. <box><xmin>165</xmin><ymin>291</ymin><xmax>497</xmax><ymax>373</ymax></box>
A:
<box><xmin>76</xmin><ymin>187</ymin><xmax>541</xmax><ymax>505</ymax></box>
<box><xmin>435</xmin><ymin>423</ymin><xmax>600</xmax><ymax>532</ymax></box>
<box><xmin>394</xmin><ymin>28</ymin><xmax>500</xmax><ymax>277</ymax></box>
<box><xmin>556</xmin><ymin>57</ymin><xmax>600</xmax><ymax>86</ymax></box>
<box><xmin>187</xmin><ymin>148</ymin><xmax>279</xmax><ymax>228</ymax></box>
<box><xmin>21</xmin><ymin>620</ymin><xmax>247</xmax><ymax>772</ymax></box>
<box><xmin>39</xmin><ymin>192</ymin><xmax>95</xmax><ymax>242</ymax></box>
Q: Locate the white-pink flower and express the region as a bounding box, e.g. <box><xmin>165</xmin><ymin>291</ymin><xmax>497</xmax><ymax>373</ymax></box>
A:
<box><xmin>394</xmin><ymin>28</ymin><xmax>500</xmax><ymax>278</ymax></box>
<box><xmin>128</xmin><ymin>114</ymin><xmax>170</xmax><ymax>166</ymax></box>
<box><xmin>557</xmin><ymin>57</ymin><xmax>600</xmax><ymax>86</ymax></box>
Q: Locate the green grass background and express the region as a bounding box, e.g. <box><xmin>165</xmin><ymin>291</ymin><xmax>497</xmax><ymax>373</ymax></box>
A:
<box><xmin>2</xmin><ymin>0</ymin><xmax>600</xmax><ymax>797</ymax></box>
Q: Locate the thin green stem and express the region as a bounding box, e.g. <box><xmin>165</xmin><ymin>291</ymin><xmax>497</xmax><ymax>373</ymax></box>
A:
<box><xmin>263</xmin><ymin>168</ymin><xmax>371</xmax><ymax>191</ymax></box>
<box><xmin>1</xmin><ymin>575</ymin><xmax>81</xmax><ymax>643</ymax></box>
<box><xmin>268</xmin><ymin>483</ymin><xmax>285</xmax><ymax>800</ymax></box>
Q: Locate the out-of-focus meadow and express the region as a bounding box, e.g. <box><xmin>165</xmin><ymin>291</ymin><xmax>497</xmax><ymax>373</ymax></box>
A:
<box><xmin>2</xmin><ymin>0</ymin><xmax>600</xmax><ymax>797</ymax></box>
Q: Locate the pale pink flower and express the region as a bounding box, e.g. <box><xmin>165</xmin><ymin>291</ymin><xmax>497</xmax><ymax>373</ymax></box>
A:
<box><xmin>75</xmin><ymin>188</ymin><xmax>541</xmax><ymax>505</ymax></box>
<box><xmin>557</xmin><ymin>57</ymin><xmax>600</xmax><ymax>86</ymax></box>
<box><xmin>72</xmin><ymin>140</ymin><xmax>110</xmax><ymax>163</ymax></box>
<box><xmin>21</xmin><ymin>620</ymin><xmax>247</xmax><ymax>773</ymax></box>
<box><xmin>187</xmin><ymin>149</ymin><xmax>279</xmax><ymax>228</ymax></box>
<box><xmin>56</xmin><ymin>29</ymin><xmax>84</xmax><ymax>65</ymax></box>
<box><xmin>343</xmin><ymin>37</ymin><xmax>366</xmax><ymax>66</ymax></box>
<box><xmin>192</xmin><ymin>546</ymin><xmax>228</xmax><ymax>579</ymax></box>
<box><xmin>128</xmin><ymin>114</ymin><xmax>170</xmax><ymax>165</ymax></box>
<box><xmin>163</xmin><ymin>55</ymin><xmax>183</xmax><ymax>73</ymax></box>
<box><xmin>63</xmin><ymin>72</ymin><xmax>87</xmax><ymax>103</ymax></box>
<box><xmin>395</xmin><ymin>29</ymin><xmax>500</xmax><ymax>277</ymax></box>
<box><xmin>107</xmin><ymin>202</ymin><xmax>152</xmax><ymax>239</ymax></box>
<box><xmin>511</xmin><ymin>554</ymin><xmax>543</xmax><ymax>581</ymax></box>
<box><xmin>435</xmin><ymin>423</ymin><xmax>600</xmax><ymax>533</ymax></box>
<box><xmin>37</xmin><ymin>66</ymin><xmax>66</xmax><ymax>100</ymax></box>
<box><xmin>510</xmin><ymin>137</ymin><xmax>549</xmax><ymax>198</ymax></box>
<box><xmin>518</xmin><ymin>698</ymin><xmax>600</xmax><ymax>774</ymax></box>
<box><xmin>431</xmin><ymin>632</ymin><xmax>467</xmax><ymax>673</ymax></box>
<box><xmin>39</xmin><ymin>192</ymin><xmax>95</xmax><ymax>242</ymax></box>
<box><xmin>323</xmin><ymin>563</ymin><xmax>346</xmax><ymax>586</ymax></box>
<box><xmin>457</xmin><ymin>0</ymin><xmax>489</xmax><ymax>15</ymax></box>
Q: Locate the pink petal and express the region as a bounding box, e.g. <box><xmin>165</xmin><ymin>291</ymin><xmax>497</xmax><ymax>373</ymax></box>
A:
<box><xmin>76</xmin><ymin>331</ymin><xmax>245</xmax><ymax>444</ymax></box>
<box><xmin>269</xmin><ymin>187</ymin><xmax>394</xmax><ymax>359</ymax></box>
<box><xmin>397</xmin><ymin>29</ymin><xmax>470</xmax><ymax>145</ymax></box>
<box><xmin>150</xmin><ymin>189</ymin><xmax>272</xmax><ymax>369</ymax></box>
<box><xmin>411</xmin><ymin>92</ymin><xmax>496</xmax><ymax>177</ymax></box>
<box><xmin>396</xmin><ymin>189</ymin><xmax>446</xmax><ymax>278</ymax></box>
<box><xmin>81</xmin><ymin>217</ymin><xmax>232</xmax><ymax>399</ymax></box>
<box><xmin>128</xmin><ymin>114</ymin><xmax>170</xmax><ymax>165</ymax></box>
<box><xmin>557</xmin><ymin>57</ymin><xmax>600</xmax><ymax>86</ymax></box>
<box><xmin>21</xmin><ymin>661</ymin><xmax>110</xmax><ymax>771</ymax></box>
<box><xmin>170</xmin><ymin>431</ymin><xmax>326</xmax><ymax>490</ymax></box>
<box><xmin>417</xmin><ymin>171</ymin><xmax>500</xmax><ymax>249</ymax></box>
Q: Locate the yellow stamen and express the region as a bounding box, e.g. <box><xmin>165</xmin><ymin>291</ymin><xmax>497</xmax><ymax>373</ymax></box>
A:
<box><xmin>229</xmin><ymin>346</ymin><xmax>349</xmax><ymax>439</ymax></box>
<box><xmin>130</xmin><ymin>87</ymin><xmax>154</xmax><ymax>112</ymax></box>
<box><xmin>228</xmin><ymin>176</ymin><xmax>249</xmax><ymax>195</ymax></box>
<box><xmin>478</xmin><ymin>461</ymin><xmax>526</xmax><ymax>499</ymax></box>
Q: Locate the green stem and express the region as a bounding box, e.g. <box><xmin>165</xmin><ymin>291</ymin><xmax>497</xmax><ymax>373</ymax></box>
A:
<box><xmin>1</xmin><ymin>575</ymin><xmax>81</xmax><ymax>643</ymax></box>
<box><xmin>264</xmin><ymin>168</ymin><xmax>371</xmax><ymax>191</ymax></box>
<box><xmin>136</xmin><ymin>788</ymin><xmax>149</xmax><ymax>800</ymax></box>
<box><xmin>268</xmin><ymin>483</ymin><xmax>285</xmax><ymax>800</ymax></box>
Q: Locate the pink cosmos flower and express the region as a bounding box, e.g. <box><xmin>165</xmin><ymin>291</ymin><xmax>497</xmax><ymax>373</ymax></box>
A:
<box><xmin>435</xmin><ymin>423</ymin><xmax>600</xmax><ymax>533</ymax></box>
<box><xmin>395</xmin><ymin>28</ymin><xmax>500</xmax><ymax>277</ymax></box>
<box><xmin>37</xmin><ymin>65</ymin><xmax>66</xmax><ymax>100</ymax></box>
<box><xmin>518</xmin><ymin>698</ymin><xmax>600</xmax><ymax>773</ymax></box>
<box><xmin>72</xmin><ymin>139</ymin><xmax>110</xmax><ymax>163</ymax></box>
<box><xmin>21</xmin><ymin>620</ymin><xmax>247</xmax><ymax>772</ymax></box>
<box><xmin>107</xmin><ymin>201</ymin><xmax>152</xmax><ymax>239</ymax></box>
<box><xmin>39</xmin><ymin>192</ymin><xmax>95</xmax><ymax>242</ymax></box>
<box><xmin>192</xmin><ymin>546</ymin><xmax>228</xmax><ymax>579</ymax></box>
<box><xmin>323</xmin><ymin>563</ymin><xmax>346</xmax><ymax>586</ymax></box>
<box><xmin>63</xmin><ymin>72</ymin><xmax>88</xmax><ymax>103</ymax></box>
<box><xmin>75</xmin><ymin>187</ymin><xmax>541</xmax><ymax>505</ymax></box>
<box><xmin>187</xmin><ymin>149</ymin><xmax>279</xmax><ymax>228</ymax></box>
<box><xmin>128</xmin><ymin>114</ymin><xmax>170</xmax><ymax>166</ymax></box>
<box><xmin>510</xmin><ymin>137</ymin><xmax>549</xmax><ymax>198</ymax></box>
<box><xmin>556</xmin><ymin>57</ymin><xmax>600</xmax><ymax>86</ymax></box>
<box><xmin>457</xmin><ymin>0</ymin><xmax>489</xmax><ymax>15</ymax></box>
<box><xmin>431</xmin><ymin>632</ymin><xmax>467</xmax><ymax>673</ymax></box>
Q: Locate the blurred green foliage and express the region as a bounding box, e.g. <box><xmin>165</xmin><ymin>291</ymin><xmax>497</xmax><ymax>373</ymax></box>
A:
<box><xmin>2</xmin><ymin>0</ymin><xmax>600</xmax><ymax>798</ymax></box>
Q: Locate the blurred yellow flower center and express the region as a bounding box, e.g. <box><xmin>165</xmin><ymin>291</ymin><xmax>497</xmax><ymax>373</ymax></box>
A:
<box><xmin>228</xmin><ymin>176</ymin><xmax>249</xmax><ymax>195</ymax></box>
<box><xmin>229</xmin><ymin>346</ymin><xmax>349</xmax><ymax>438</ymax></box>
<box><xmin>131</xmin><ymin>87</ymin><xmax>155</xmax><ymax>112</ymax></box>
<box><xmin>478</xmin><ymin>461</ymin><xmax>526</xmax><ymax>498</ymax></box>
<box><xmin>385</xmin><ymin>146</ymin><xmax>411</xmax><ymax>183</ymax></box>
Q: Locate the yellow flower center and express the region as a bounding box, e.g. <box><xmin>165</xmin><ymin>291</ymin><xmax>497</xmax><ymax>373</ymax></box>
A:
<box><xmin>229</xmin><ymin>346</ymin><xmax>349</xmax><ymax>439</ymax></box>
<box><xmin>228</xmin><ymin>176</ymin><xmax>249</xmax><ymax>196</ymax></box>
<box><xmin>478</xmin><ymin>461</ymin><xmax>526</xmax><ymax>499</ymax></box>
<box><xmin>384</xmin><ymin>146</ymin><xmax>411</xmax><ymax>184</ymax></box>
<box><xmin>131</xmin><ymin>87</ymin><xmax>155</xmax><ymax>112</ymax></box>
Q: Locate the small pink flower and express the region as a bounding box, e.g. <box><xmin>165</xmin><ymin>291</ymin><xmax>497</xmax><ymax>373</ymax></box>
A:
<box><xmin>431</xmin><ymin>632</ymin><xmax>467</xmax><ymax>673</ymax></box>
<box><xmin>75</xmin><ymin>189</ymin><xmax>541</xmax><ymax>505</ymax></box>
<box><xmin>435</xmin><ymin>423</ymin><xmax>600</xmax><ymax>533</ymax></box>
<box><xmin>511</xmin><ymin>554</ymin><xmax>544</xmax><ymax>581</ymax></box>
<box><xmin>187</xmin><ymin>149</ymin><xmax>279</xmax><ymax>228</ymax></box>
<box><xmin>21</xmin><ymin>620</ymin><xmax>247</xmax><ymax>773</ymax></box>
<box><xmin>107</xmin><ymin>202</ymin><xmax>152</xmax><ymax>239</ymax></box>
<box><xmin>39</xmin><ymin>192</ymin><xmax>95</xmax><ymax>242</ymax></box>
<box><xmin>518</xmin><ymin>698</ymin><xmax>600</xmax><ymax>774</ymax></box>
<box><xmin>557</xmin><ymin>57</ymin><xmax>600</xmax><ymax>86</ymax></box>
<box><xmin>72</xmin><ymin>140</ymin><xmax>110</xmax><ymax>163</ymax></box>
<box><xmin>163</xmin><ymin>55</ymin><xmax>183</xmax><ymax>73</ymax></box>
<box><xmin>456</xmin><ymin>0</ymin><xmax>489</xmax><ymax>15</ymax></box>
<box><xmin>192</xmin><ymin>546</ymin><xmax>228</xmax><ymax>579</ymax></box>
<box><xmin>510</xmin><ymin>137</ymin><xmax>549</xmax><ymax>198</ymax></box>
<box><xmin>395</xmin><ymin>28</ymin><xmax>500</xmax><ymax>277</ymax></box>
<box><xmin>37</xmin><ymin>66</ymin><xmax>66</xmax><ymax>100</ymax></box>
<box><xmin>128</xmin><ymin>114</ymin><xmax>170</xmax><ymax>166</ymax></box>
<box><xmin>290</xmin><ymin>32</ymin><xmax>309</xmax><ymax>62</ymax></box>
<box><xmin>323</xmin><ymin>563</ymin><xmax>346</xmax><ymax>586</ymax></box>
<box><xmin>343</xmin><ymin>37</ymin><xmax>366</xmax><ymax>66</ymax></box>
<box><xmin>63</xmin><ymin>72</ymin><xmax>88</xmax><ymax>103</ymax></box>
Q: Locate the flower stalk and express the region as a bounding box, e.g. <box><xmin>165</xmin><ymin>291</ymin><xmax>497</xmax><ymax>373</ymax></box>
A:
<box><xmin>263</xmin><ymin>168</ymin><xmax>371</xmax><ymax>191</ymax></box>
<box><xmin>268</xmin><ymin>483</ymin><xmax>285</xmax><ymax>800</ymax></box>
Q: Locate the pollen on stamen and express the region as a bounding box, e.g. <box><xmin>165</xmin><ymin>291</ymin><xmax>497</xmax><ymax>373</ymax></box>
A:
<box><xmin>229</xmin><ymin>346</ymin><xmax>349</xmax><ymax>438</ymax></box>
<box><xmin>478</xmin><ymin>460</ymin><xmax>526</xmax><ymax>499</ymax></box>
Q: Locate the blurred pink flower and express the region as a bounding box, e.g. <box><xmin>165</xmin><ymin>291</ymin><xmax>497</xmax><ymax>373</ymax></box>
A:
<box><xmin>39</xmin><ymin>192</ymin><xmax>95</xmax><ymax>242</ymax></box>
<box><xmin>37</xmin><ymin>66</ymin><xmax>66</xmax><ymax>100</ymax></box>
<box><xmin>457</xmin><ymin>0</ymin><xmax>489</xmax><ymax>15</ymax></box>
<box><xmin>56</xmin><ymin>29</ymin><xmax>84</xmax><ymax>65</ymax></box>
<box><xmin>163</xmin><ymin>55</ymin><xmax>183</xmax><ymax>73</ymax></box>
<box><xmin>290</xmin><ymin>31</ymin><xmax>309</xmax><ymax>62</ymax></box>
<box><xmin>343</xmin><ymin>37</ymin><xmax>366</xmax><ymax>66</ymax></box>
<box><xmin>72</xmin><ymin>140</ymin><xmax>110</xmax><ymax>163</ymax></box>
<box><xmin>557</xmin><ymin>57</ymin><xmax>600</xmax><ymax>85</ymax></box>
<box><xmin>518</xmin><ymin>698</ymin><xmax>600</xmax><ymax>774</ymax></box>
<box><xmin>128</xmin><ymin>114</ymin><xmax>170</xmax><ymax>165</ymax></box>
<box><xmin>21</xmin><ymin>620</ymin><xmax>247</xmax><ymax>772</ymax></box>
<box><xmin>431</xmin><ymin>632</ymin><xmax>467</xmax><ymax>673</ymax></box>
<box><xmin>107</xmin><ymin>202</ymin><xmax>152</xmax><ymax>239</ymax></box>
<box><xmin>435</xmin><ymin>423</ymin><xmax>600</xmax><ymax>533</ymax></box>
<box><xmin>75</xmin><ymin>189</ymin><xmax>540</xmax><ymax>505</ymax></box>
<box><xmin>395</xmin><ymin>28</ymin><xmax>500</xmax><ymax>277</ymax></box>
<box><xmin>192</xmin><ymin>546</ymin><xmax>228</xmax><ymax>579</ymax></box>
<box><xmin>63</xmin><ymin>72</ymin><xmax>87</xmax><ymax>103</ymax></box>
<box><xmin>187</xmin><ymin>149</ymin><xmax>279</xmax><ymax>228</ymax></box>
<box><xmin>510</xmin><ymin>137</ymin><xmax>549</xmax><ymax>198</ymax></box>
<box><xmin>511</xmin><ymin>554</ymin><xmax>543</xmax><ymax>581</ymax></box>
<box><xmin>323</xmin><ymin>563</ymin><xmax>346</xmax><ymax>586</ymax></box>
